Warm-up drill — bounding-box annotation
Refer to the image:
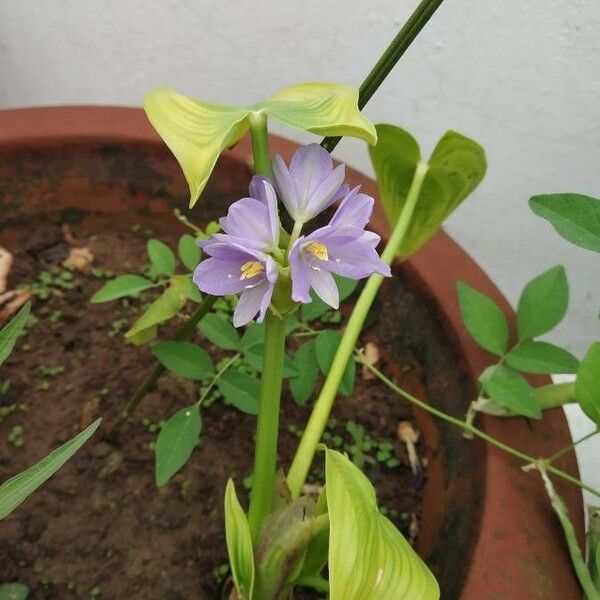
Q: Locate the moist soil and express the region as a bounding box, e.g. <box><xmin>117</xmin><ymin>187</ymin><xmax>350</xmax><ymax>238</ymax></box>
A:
<box><xmin>0</xmin><ymin>209</ymin><xmax>454</xmax><ymax>600</ymax></box>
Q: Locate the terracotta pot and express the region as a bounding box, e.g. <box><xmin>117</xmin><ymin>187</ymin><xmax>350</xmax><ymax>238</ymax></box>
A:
<box><xmin>0</xmin><ymin>106</ymin><xmax>584</xmax><ymax>599</ymax></box>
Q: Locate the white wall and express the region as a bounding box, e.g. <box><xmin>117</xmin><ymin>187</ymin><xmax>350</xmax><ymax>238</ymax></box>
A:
<box><xmin>1</xmin><ymin>0</ymin><xmax>599</xmax><ymax>501</ymax></box>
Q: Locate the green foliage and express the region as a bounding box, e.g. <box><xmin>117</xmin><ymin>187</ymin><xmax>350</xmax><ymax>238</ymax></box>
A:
<box><xmin>530</xmin><ymin>193</ymin><xmax>600</xmax><ymax>253</ymax></box>
<box><xmin>575</xmin><ymin>343</ymin><xmax>600</xmax><ymax>426</ymax></box>
<box><xmin>178</xmin><ymin>234</ymin><xmax>201</xmax><ymax>271</ymax></box>
<box><xmin>325</xmin><ymin>448</ymin><xmax>439</xmax><ymax>600</ymax></box>
<box><xmin>481</xmin><ymin>365</ymin><xmax>541</xmax><ymax>419</ymax></box>
<box><xmin>145</xmin><ymin>83</ymin><xmax>376</xmax><ymax>207</ymax></box>
<box><xmin>198</xmin><ymin>313</ymin><xmax>241</xmax><ymax>350</ymax></box>
<box><xmin>218</xmin><ymin>371</ymin><xmax>260</xmax><ymax>415</ymax></box>
<box><xmin>456</xmin><ymin>281</ymin><xmax>508</xmax><ymax>356</ymax></box>
<box><xmin>155</xmin><ymin>405</ymin><xmax>201</xmax><ymax>486</ymax></box>
<box><xmin>152</xmin><ymin>341</ymin><xmax>214</xmax><ymax>380</ymax></box>
<box><xmin>126</xmin><ymin>276</ymin><xmax>190</xmax><ymax>344</ymax></box>
<box><xmin>90</xmin><ymin>274</ymin><xmax>155</xmax><ymax>303</ymax></box>
<box><xmin>0</xmin><ymin>302</ymin><xmax>30</xmax><ymax>368</ymax></box>
<box><xmin>147</xmin><ymin>239</ymin><xmax>176</xmax><ymax>276</ymax></box>
<box><xmin>243</xmin><ymin>345</ymin><xmax>298</xmax><ymax>378</ymax></box>
<box><xmin>301</xmin><ymin>277</ymin><xmax>358</xmax><ymax>321</ymax></box>
<box><xmin>224</xmin><ymin>479</ymin><xmax>255</xmax><ymax>599</ymax></box>
<box><xmin>0</xmin><ymin>419</ymin><xmax>101</xmax><ymax>520</ymax></box>
<box><xmin>343</xmin><ymin>421</ymin><xmax>400</xmax><ymax>469</ymax></box>
<box><xmin>517</xmin><ymin>266</ymin><xmax>568</xmax><ymax>341</ymax></box>
<box><xmin>290</xmin><ymin>341</ymin><xmax>320</xmax><ymax>405</ymax></box>
<box><xmin>505</xmin><ymin>341</ymin><xmax>578</xmax><ymax>374</ymax></box>
<box><xmin>315</xmin><ymin>330</ymin><xmax>355</xmax><ymax>396</ymax></box>
<box><xmin>369</xmin><ymin>124</ymin><xmax>486</xmax><ymax>257</ymax></box>
<box><xmin>0</xmin><ymin>583</ymin><xmax>29</xmax><ymax>600</ymax></box>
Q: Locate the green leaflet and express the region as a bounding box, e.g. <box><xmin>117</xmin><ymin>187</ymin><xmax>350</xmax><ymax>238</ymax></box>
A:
<box><xmin>290</xmin><ymin>341</ymin><xmax>320</xmax><ymax>405</ymax></box>
<box><xmin>456</xmin><ymin>281</ymin><xmax>508</xmax><ymax>356</ymax></box>
<box><xmin>147</xmin><ymin>239</ymin><xmax>176</xmax><ymax>276</ymax></box>
<box><xmin>314</xmin><ymin>330</ymin><xmax>355</xmax><ymax>396</ymax></box>
<box><xmin>517</xmin><ymin>266</ymin><xmax>568</xmax><ymax>341</ymax></box>
<box><xmin>482</xmin><ymin>365</ymin><xmax>541</xmax><ymax>419</ymax></box>
<box><xmin>575</xmin><ymin>343</ymin><xmax>600</xmax><ymax>426</ymax></box>
<box><xmin>90</xmin><ymin>274</ymin><xmax>155</xmax><ymax>303</ymax></box>
<box><xmin>0</xmin><ymin>419</ymin><xmax>101</xmax><ymax>520</ymax></box>
<box><xmin>198</xmin><ymin>313</ymin><xmax>241</xmax><ymax>350</ymax></box>
<box><xmin>224</xmin><ymin>479</ymin><xmax>255</xmax><ymax>600</ymax></box>
<box><xmin>144</xmin><ymin>83</ymin><xmax>376</xmax><ymax>207</ymax></box>
<box><xmin>325</xmin><ymin>449</ymin><xmax>439</xmax><ymax>600</ymax></box>
<box><xmin>0</xmin><ymin>582</ymin><xmax>29</xmax><ymax>600</ymax></box>
<box><xmin>178</xmin><ymin>234</ymin><xmax>201</xmax><ymax>271</ymax></box>
<box><xmin>125</xmin><ymin>276</ymin><xmax>190</xmax><ymax>344</ymax></box>
<box><xmin>155</xmin><ymin>405</ymin><xmax>201</xmax><ymax>486</ymax></box>
<box><xmin>369</xmin><ymin>125</ymin><xmax>486</xmax><ymax>257</ymax></box>
<box><xmin>505</xmin><ymin>341</ymin><xmax>578</xmax><ymax>374</ymax></box>
<box><xmin>529</xmin><ymin>193</ymin><xmax>600</xmax><ymax>253</ymax></box>
<box><xmin>0</xmin><ymin>302</ymin><xmax>30</xmax><ymax>368</ymax></box>
<box><xmin>218</xmin><ymin>371</ymin><xmax>260</xmax><ymax>415</ymax></box>
<box><xmin>151</xmin><ymin>341</ymin><xmax>214</xmax><ymax>380</ymax></box>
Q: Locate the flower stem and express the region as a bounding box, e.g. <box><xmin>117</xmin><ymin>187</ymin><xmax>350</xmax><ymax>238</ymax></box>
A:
<box><xmin>536</xmin><ymin>381</ymin><xmax>577</xmax><ymax>410</ymax></box>
<box><xmin>248</xmin><ymin>313</ymin><xmax>287</xmax><ymax>543</ymax></box>
<box><xmin>287</xmin><ymin>162</ymin><xmax>429</xmax><ymax>498</ymax></box>
<box><xmin>250</xmin><ymin>112</ymin><xmax>272</xmax><ymax>178</ymax></box>
<box><xmin>321</xmin><ymin>0</ymin><xmax>446</xmax><ymax>152</ymax></box>
<box><xmin>537</xmin><ymin>465</ymin><xmax>600</xmax><ymax>600</ymax></box>
<box><xmin>588</xmin><ymin>506</ymin><xmax>600</xmax><ymax>595</ymax></box>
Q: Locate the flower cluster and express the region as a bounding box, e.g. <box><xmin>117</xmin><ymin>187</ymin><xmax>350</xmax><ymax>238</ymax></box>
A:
<box><xmin>194</xmin><ymin>144</ymin><xmax>391</xmax><ymax>326</ymax></box>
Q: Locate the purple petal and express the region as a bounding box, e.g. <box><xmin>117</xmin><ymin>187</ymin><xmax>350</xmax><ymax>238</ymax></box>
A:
<box><xmin>302</xmin><ymin>163</ymin><xmax>345</xmax><ymax>220</ymax></box>
<box><xmin>249</xmin><ymin>175</ymin><xmax>272</xmax><ymax>203</ymax></box>
<box><xmin>309</xmin><ymin>268</ymin><xmax>339</xmax><ymax>309</ymax></box>
<box><xmin>219</xmin><ymin>196</ymin><xmax>279</xmax><ymax>249</ymax></box>
<box><xmin>272</xmin><ymin>154</ymin><xmax>299</xmax><ymax>220</ymax></box>
<box><xmin>330</xmin><ymin>187</ymin><xmax>374</xmax><ymax>230</ymax></box>
<box><xmin>289</xmin><ymin>144</ymin><xmax>334</xmax><ymax>200</ymax></box>
<box><xmin>289</xmin><ymin>241</ymin><xmax>312</xmax><ymax>304</ymax></box>
<box><xmin>193</xmin><ymin>257</ymin><xmax>248</xmax><ymax>295</ymax></box>
<box><xmin>324</xmin><ymin>236</ymin><xmax>391</xmax><ymax>279</ymax></box>
<box><xmin>234</xmin><ymin>281</ymin><xmax>273</xmax><ymax>327</ymax></box>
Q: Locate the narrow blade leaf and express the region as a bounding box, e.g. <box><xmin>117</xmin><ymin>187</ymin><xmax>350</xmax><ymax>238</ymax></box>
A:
<box><xmin>0</xmin><ymin>302</ymin><xmax>30</xmax><ymax>368</ymax></box>
<box><xmin>529</xmin><ymin>193</ymin><xmax>600</xmax><ymax>253</ymax></box>
<box><xmin>155</xmin><ymin>405</ymin><xmax>201</xmax><ymax>486</ymax></box>
<box><xmin>575</xmin><ymin>342</ymin><xmax>600</xmax><ymax>426</ymax></box>
<box><xmin>326</xmin><ymin>448</ymin><xmax>439</xmax><ymax>600</ymax></box>
<box><xmin>0</xmin><ymin>419</ymin><xmax>101</xmax><ymax>520</ymax></box>
<box><xmin>456</xmin><ymin>281</ymin><xmax>508</xmax><ymax>356</ymax></box>
<box><xmin>90</xmin><ymin>275</ymin><xmax>155</xmax><ymax>303</ymax></box>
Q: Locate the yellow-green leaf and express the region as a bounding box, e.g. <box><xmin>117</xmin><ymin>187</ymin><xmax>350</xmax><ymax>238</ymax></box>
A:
<box><xmin>144</xmin><ymin>87</ymin><xmax>251</xmax><ymax>207</ymax></box>
<box><xmin>369</xmin><ymin>124</ymin><xmax>486</xmax><ymax>257</ymax></box>
<box><xmin>263</xmin><ymin>82</ymin><xmax>376</xmax><ymax>145</ymax></box>
<box><xmin>224</xmin><ymin>479</ymin><xmax>255</xmax><ymax>600</ymax></box>
<box><xmin>325</xmin><ymin>448</ymin><xmax>439</xmax><ymax>600</ymax></box>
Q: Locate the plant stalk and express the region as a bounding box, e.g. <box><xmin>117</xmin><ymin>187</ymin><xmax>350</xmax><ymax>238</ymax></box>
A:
<box><xmin>588</xmin><ymin>505</ymin><xmax>600</xmax><ymax>596</ymax></box>
<box><xmin>535</xmin><ymin>381</ymin><xmax>577</xmax><ymax>410</ymax></box>
<box><xmin>287</xmin><ymin>162</ymin><xmax>429</xmax><ymax>498</ymax></box>
<box><xmin>321</xmin><ymin>0</ymin><xmax>446</xmax><ymax>152</ymax></box>
<box><xmin>248</xmin><ymin>313</ymin><xmax>287</xmax><ymax>543</ymax></box>
<box><xmin>250</xmin><ymin>112</ymin><xmax>272</xmax><ymax>177</ymax></box>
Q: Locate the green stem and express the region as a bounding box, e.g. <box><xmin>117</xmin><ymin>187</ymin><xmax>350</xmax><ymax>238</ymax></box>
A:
<box><xmin>360</xmin><ymin>356</ymin><xmax>600</xmax><ymax>500</ymax></box>
<box><xmin>196</xmin><ymin>352</ymin><xmax>241</xmax><ymax>407</ymax></box>
<box><xmin>588</xmin><ymin>506</ymin><xmax>600</xmax><ymax>595</ymax></box>
<box><xmin>321</xmin><ymin>0</ymin><xmax>446</xmax><ymax>152</ymax></box>
<box><xmin>250</xmin><ymin>112</ymin><xmax>272</xmax><ymax>178</ymax></box>
<box><xmin>248</xmin><ymin>313</ymin><xmax>287</xmax><ymax>543</ymax></box>
<box><xmin>115</xmin><ymin>295</ymin><xmax>217</xmax><ymax>426</ymax></box>
<box><xmin>537</xmin><ymin>465</ymin><xmax>600</xmax><ymax>600</ymax></box>
<box><xmin>287</xmin><ymin>162</ymin><xmax>429</xmax><ymax>498</ymax></box>
<box><xmin>546</xmin><ymin>428</ymin><xmax>600</xmax><ymax>465</ymax></box>
<box><xmin>535</xmin><ymin>381</ymin><xmax>577</xmax><ymax>410</ymax></box>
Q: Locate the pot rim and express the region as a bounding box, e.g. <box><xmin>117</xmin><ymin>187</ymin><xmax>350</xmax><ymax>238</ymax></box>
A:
<box><xmin>0</xmin><ymin>106</ymin><xmax>584</xmax><ymax>599</ymax></box>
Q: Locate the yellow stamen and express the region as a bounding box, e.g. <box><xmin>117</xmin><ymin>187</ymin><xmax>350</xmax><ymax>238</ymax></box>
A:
<box><xmin>240</xmin><ymin>261</ymin><xmax>264</xmax><ymax>280</ymax></box>
<box><xmin>305</xmin><ymin>242</ymin><xmax>329</xmax><ymax>261</ymax></box>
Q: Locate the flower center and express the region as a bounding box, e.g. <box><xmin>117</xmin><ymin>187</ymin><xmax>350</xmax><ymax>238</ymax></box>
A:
<box><xmin>240</xmin><ymin>261</ymin><xmax>264</xmax><ymax>280</ymax></box>
<box><xmin>304</xmin><ymin>242</ymin><xmax>329</xmax><ymax>261</ymax></box>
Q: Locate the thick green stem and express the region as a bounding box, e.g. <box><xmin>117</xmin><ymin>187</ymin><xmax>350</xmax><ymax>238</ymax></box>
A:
<box><xmin>535</xmin><ymin>381</ymin><xmax>577</xmax><ymax>410</ymax></box>
<box><xmin>250</xmin><ymin>112</ymin><xmax>272</xmax><ymax>178</ymax></box>
<box><xmin>287</xmin><ymin>162</ymin><xmax>429</xmax><ymax>498</ymax></box>
<box><xmin>588</xmin><ymin>506</ymin><xmax>600</xmax><ymax>595</ymax></box>
<box><xmin>321</xmin><ymin>0</ymin><xmax>446</xmax><ymax>152</ymax></box>
<box><xmin>537</xmin><ymin>466</ymin><xmax>600</xmax><ymax>600</ymax></box>
<box><xmin>248</xmin><ymin>313</ymin><xmax>287</xmax><ymax>543</ymax></box>
<box><xmin>115</xmin><ymin>295</ymin><xmax>217</xmax><ymax>426</ymax></box>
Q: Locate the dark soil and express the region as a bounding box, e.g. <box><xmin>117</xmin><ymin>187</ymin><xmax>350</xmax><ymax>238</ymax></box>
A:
<box><xmin>0</xmin><ymin>209</ymin><xmax>445</xmax><ymax>600</ymax></box>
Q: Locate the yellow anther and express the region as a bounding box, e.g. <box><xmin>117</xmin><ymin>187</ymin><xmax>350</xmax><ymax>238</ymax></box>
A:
<box><xmin>305</xmin><ymin>242</ymin><xmax>329</xmax><ymax>261</ymax></box>
<box><xmin>240</xmin><ymin>261</ymin><xmax>264</xmax><ymax>280</ymax></box>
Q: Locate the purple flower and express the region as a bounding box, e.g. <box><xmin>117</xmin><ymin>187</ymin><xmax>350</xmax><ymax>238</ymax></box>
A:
<box><xmin>272</xmin><ymin>143</ymin><xmax>348</xmax><ymax>224</ymax></box>
<box><xmin>194</xmin><ymin>240</ymin><xmax>278</xmax><ymax>327</ymax></box>
<box><xmin>289</xmin><ymin>188</ymin><xmax>391</xmax><ymax>308</ymax></box>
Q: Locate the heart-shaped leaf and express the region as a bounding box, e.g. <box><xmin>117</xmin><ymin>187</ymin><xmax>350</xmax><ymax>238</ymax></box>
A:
<box><xmin>0</xmin><ymin>419</ymin><xmax>101</xmax><ymax>520</ymax></box>
<box><xmin>152</xmin><ymin>341</ymin><xmax>214</xmax><ymax>380</ymax></box>
<box><xmin>145</xmin><ymin>83</ymin><xmax>376</xmax><ymax>207</ymax></box>
<box><xmin>517</xmin><ymin>266</ymin><xmax>568</xmax><ymax>341</ymax></box>
<box><xmin>575</xmin><ymin>342</ymin><xmax>600</xmax><ymax>426</ymax></box>
<box><xmin>456</xmin><ymin>281</ymin><xmax>508</xmax><ymax>356</ymax></box>
<box><xmin>0</xmin><ymin>302</ymin><xmax>30</xmax><ymax>368</ymax></box>
<box><xmin>325</xmin><ymin>448</ymin><xmax>439</xmax><ymax>599</ymax></box>
<box><xmin>369</xmin><ymin>125</ymin><xmax>486</xmax><ymax>257</ymax></box>
<box><xmin>224</xmin><ymin>479</ymin><xmax>255</xmax><ymax>600</ymax></box>
<box><xmin>482</xmin><ymin>365</ymin><xmax>541</xmax><ymax>419</ymax></box>
<box><xmin>155</xmin><ymin>405</ymin><xmax>201</xmax><ymax>486</ymax></box>
<box><xmin>529</xmin><ymin>193</ymin><xmax>600</xmax><ymax>253</ymax></box>
<box><xmin>90</xmin><ymin>275</ymin><xmax>155</xmax><ymax>303</ymax></box>
<box><xmin>506</xmin><ymin>341</ymin><xmax>578</xmax><ymax>374</ymax></box>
